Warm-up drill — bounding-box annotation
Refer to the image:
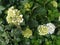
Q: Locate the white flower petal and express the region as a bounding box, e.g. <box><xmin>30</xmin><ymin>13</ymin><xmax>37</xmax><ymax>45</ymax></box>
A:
<box><xmin>20</xmin><ymin>18</ymin><xmax>24</xmax><ymax>23</ymax></box>
<box><xmin>20</xmin><ymin>14</ymin><xmax>23</xmax><ymax>17</ymax></box>
<box><xmin>46</xmin><ymin>23</ymin><xmax>56</xmax><ymax>34</ymax></box>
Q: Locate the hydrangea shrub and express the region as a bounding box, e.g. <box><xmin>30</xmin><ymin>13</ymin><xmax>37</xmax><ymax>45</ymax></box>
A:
<box><xmin>0</xmin><ymin>0</ymin><xmax>60</xmax><ymax>45</ymax></box>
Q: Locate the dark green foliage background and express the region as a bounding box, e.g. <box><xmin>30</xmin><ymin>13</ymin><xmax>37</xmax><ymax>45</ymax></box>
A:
<box><xmin>0</xmin><ymin>0</ymin><xmax>60</xmax><ymax>45</ymax></box>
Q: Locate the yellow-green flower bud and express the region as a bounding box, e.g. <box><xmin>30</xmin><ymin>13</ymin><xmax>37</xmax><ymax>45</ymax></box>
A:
<box><xmin>24</xmin><ymin>3</ymin><xmax>31</xmax><ymax>11</ymax></box>
<box><xmin>22</xmin><ymin>28</ymin><xmax>32</xmax><ymax>38</ymax></box>
<box><xmin>50</xmin><ymin>1</ymin><xmax>58</xmax><ymax>8</ymax></box>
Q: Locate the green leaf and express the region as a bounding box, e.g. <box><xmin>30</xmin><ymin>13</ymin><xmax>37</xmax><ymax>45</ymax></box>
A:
<box><xmin>56</xmin><ymin>36</ymin><xmax>60</xmax><ymax>45</ymax></box>
<box><xmin>45</xmin><ymin>39</ymin><xmax>52</xmax><ymax>45</ymax></box>
<box><xmin>33</xmin><ymin>6</ymin><xmax>47</xmax><ymax>16</ymax></box>
<box><xmin>48</xmin><ymin>9</ymin><xmax>60</xmax><ymax>21</ymax></box>
<box><xmin>29</xmin><ymin>19</ymin><xmax>38</xmax><ymax>28</ymax></box>
<box><xmin>36</xmin><ymin>0</ymin><xmax>51</xmax><ymax>5</ymax></box>
<box><xmin>0</xmin><ymin>0</ymin><xmax>1</xmax><ymax>2</ymax></box>
<box><xmin>0</xmin><ymin>6</ymin><xmax>5</xmax><ymax>14</ymax></box>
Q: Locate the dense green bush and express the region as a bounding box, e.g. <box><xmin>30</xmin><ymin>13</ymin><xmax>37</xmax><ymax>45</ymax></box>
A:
<box><xmin>0</xmin><ymin>0</ymin><xmax>60</xmax><ymax>45</ymax></box>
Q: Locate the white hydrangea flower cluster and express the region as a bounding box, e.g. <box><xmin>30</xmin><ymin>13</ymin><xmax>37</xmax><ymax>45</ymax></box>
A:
<box><xmin>46</xmin><ymin>23</ymin><xmax>56</xmax><ymax>34</ymax></box>
<box><xmin>6</xmin><ymin>6</ymin><xmax>24</xmax><ymax>25</ymax></box>
<box><xmin>37</xmin><ymin>23</ymin><xmax>56</xmax><ymax>35</ymax></box>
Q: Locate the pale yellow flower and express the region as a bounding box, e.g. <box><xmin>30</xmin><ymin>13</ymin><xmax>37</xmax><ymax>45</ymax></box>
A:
<box><xmin>7</xmin><ymin>6</ymin><xmax>20</xmax><ymax>16</ymax></box>
<box><xmin>22</xmin><ymin>28</ymin><xmax>32</xmax><ymax>38</ymax></box>
<box><xmin>6</xmin><ymin>16</ymin><xmax>12</xmax><ymax>23</ymax></box>
<box><xmin>11</xmin><ymin>15</ymin><xmax>23</xmax><ymax>25</ymax></box>
<box><xmin>6</xmin><ymin>6</ymin><xmax>23</xmax><ymax>25</ymax></box>
<box><xmin>37</xmin><ymin>25</ymin><xmax>48</xmax><ymax>35</ymax></box>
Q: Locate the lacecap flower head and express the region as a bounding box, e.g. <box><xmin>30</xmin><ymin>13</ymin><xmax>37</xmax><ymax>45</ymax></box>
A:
<box><xmin>37</xmin><ymin>25</ymin><xmax>48</xmax><ymax>35</ymax></box>
<box><xmin>6</xmin><ymin>6</ymin><xmax>24</xmax><ymax>25</ymax></box>
<box><xmin>22</xmin><ymin>27</ymin><xmax>32</xmax><ymax>38</ymax></box>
